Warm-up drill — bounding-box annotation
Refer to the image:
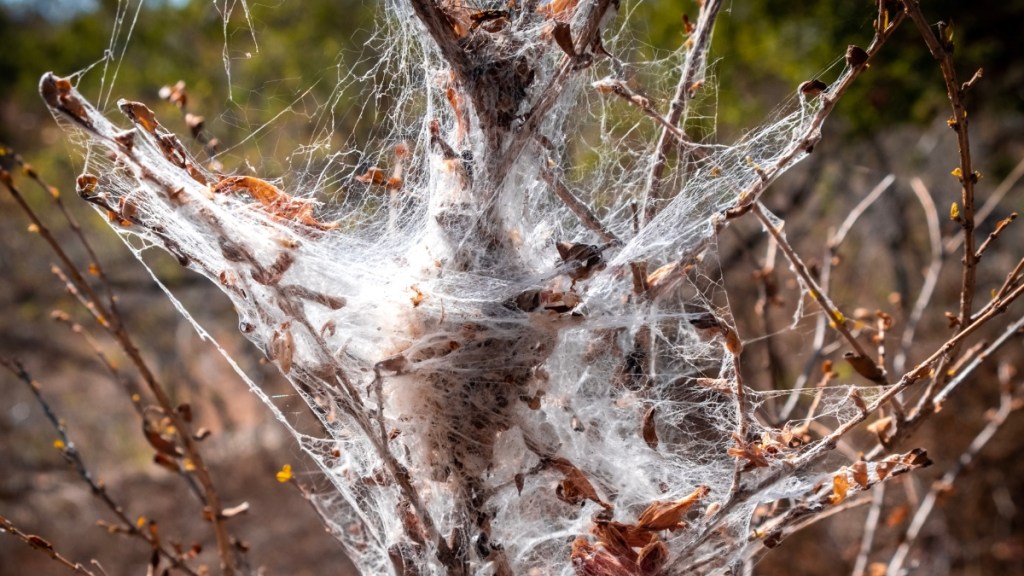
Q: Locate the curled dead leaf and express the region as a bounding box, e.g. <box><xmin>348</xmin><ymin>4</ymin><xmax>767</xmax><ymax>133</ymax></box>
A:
<box><xmin>550</xmin><ymin>22</ymin><xmax>576</xmax><ymax>57</ymax></box>
<box><xmin>119</xmin><ymin>100</ymin><xmax>161</xmax><ymax>135</ymax></box>
<box><xmin>851</xmin><ymin>461</ymin><xmax>869</xmax><ymax>489</ymax></box>
<box><xmin>641</xmin><ymin>406</ymin><xmax>658</xmax><ymax>450</ymax></box>
<box><xmin>551</xmin><ymin>457</ymin><xmax>610</xmax><ymax>509</ymax></box>
<box><xmin>636</xmin><ymin>539</ymin><xmax>668</xmax><ymax>575</ymax></box>
<box><xmin>570</xmin><ymin>537</ymin><xmax>633</xmax><ymax>576</ymax></box>
<box><xmin>829</xmin><ymin>472</ymin><xmax>849</xmax><ymax>504</ymax></box>
<box><xmin>270</xmin><ymin>322</ymin><xmax>294</xmax><ymax>374</ymax></box>
<box><xmin>846</xmin><ymin>45</ymin><xmax>869</xmax><ymax>68</ymax></box>
<box><xmin>590</xmin><ymin>521</ymin><xmax>638</xmax><ymax>564</ymax></box>
<box><xmin>799</xmin><ymin>79</ymin><xmax>828</xmax><ymax>98</ymax></box>
<box><xmin>557</xmin><ymin>242</ymin><xmax>605</xmax><ymax>282</ymax></box>
<box><xmin>844</xmin><ymin>352</ymin><xmax>886</xmax><ymax>383</ymax></box>
<box><xmin>212</xmin><ymin>175</ymin><xmax>338</xmax><ymax>230</ymax></box>
<box><xmin>636</xmin><ymin>485</ymin><xmax>710</xmax><ymax>531</ymax></box>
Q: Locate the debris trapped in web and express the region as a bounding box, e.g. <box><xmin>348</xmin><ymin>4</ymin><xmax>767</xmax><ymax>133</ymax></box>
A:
<box><xmin>40</xmin><ymin>0</ymin><xmax>889</xmax><ymax>573</ymax></box>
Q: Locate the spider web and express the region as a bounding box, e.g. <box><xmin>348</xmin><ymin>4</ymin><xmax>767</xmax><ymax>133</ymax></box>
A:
<box><xmin>41</xmin><ymin>1</ymin><xmax>865</xmax><ymax>573</ymax></box>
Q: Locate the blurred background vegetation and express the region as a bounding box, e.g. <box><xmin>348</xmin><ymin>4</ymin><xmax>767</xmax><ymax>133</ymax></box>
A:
<box><xmin>2</xmin><ymin>0</ymin><xmax>1023</xmax><ymax>574</ymax></box>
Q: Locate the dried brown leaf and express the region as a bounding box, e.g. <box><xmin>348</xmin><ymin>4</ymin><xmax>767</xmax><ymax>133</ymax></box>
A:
<box><xmin>27</xmin><ymin>534</ymin><xmax>54</xmax><ymax>552</ymax></box>
<box><xmin>213</xmin><ymin>175</ymin><xmax>338</xmax><ymax>230</ymax></box>
<box><xmin>356</xmin><ymin>167</ymin><xmax>387</xmax><ymax>186</ymax></box>
<box><xmin>570</xmin><ymin>538</ymin><xmax>633</xmax><ymax>576</ymax></box>
<box><xmin>851</xmin><ymin>461</ymin><xmax>869</xmax><ymax>489</ymax></box>
<box><xmin>143</xmin><ymin>419</ymin><xmax>181</xmax><ymax>457</ymax></box>
<box><xmin>799</xmin><ymin>79</ymin><xmax>828</xmax><ymax>97</ymax></box>
<box><xmin>876</xmin><ymin>460</ymin><xmax>894</xmax><ymax>482</ymax></box>
<box><xmin>885</xmin><ymin>505</ymin><xmax>909</xmax><ymax>527</ymax></box>
<box><xmin>636</xmin><ymin>485</ymin><xmax>710</xmax><ymax>531</ymax></box>
<box><xmin>551</xmin><ymin>457</ymin><xmax>610</xmax><ymax>509</ymax></box>
<box><xmin>641</xmin><ymin>406</ymin><xmax>658</xmax><ymax>450</ymax></box>
<box><xmin>119</xmin><ymin>101</ymin><xmax>162</xmax><ymax>134</ymax></box>
<box><xmin>270</xmin><ymin>322</ymin><xmax>294</xmax><ymax>374</ymax></box>
<box><xmin>844</xmin><ymin>352</ymin><xmax>886</xmax><ymax>383</ymax></box>
<box><xmin>550</xmin><ymin>22</ymin><xmax>576</xmax><ymax>57</ymax></box>
<box><xmin>846</xmin><ymin>44</ymin><xmax>869</xmax><ymax>68</ymax></box>
<box><xmin>636</xmin><ymin>539</ymin><xmax>668</xmax><ymax>575</ymax></box>
<box><xmin>829</xmin><ymin>472</ymin><xmax>849</xmax><ymax>504</ymax></box>
<box><xmin>591</xmin><ymin>521</ymin><xmax>638</xmax><ymax>564</ymax></box>
<box><xmin>538</xmin><ymin>0</ymin><xmax>579</xmax><ymax>21</ymax></box>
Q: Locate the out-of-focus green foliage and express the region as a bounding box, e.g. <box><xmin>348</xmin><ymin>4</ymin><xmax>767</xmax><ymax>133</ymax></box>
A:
<box><xmin>2</xmin><ymin>0</ymin><xmax>1022</xmax><ymax>172</ymax></box>
<box><xmin>632</xmin><ymin>0</ymin><xmax>1024</xmax><ymax>136</ymax></box>
<box><xmin>1</xmin><ymin>0</ymin><xmax>376</xmax><ymax>176</ymax></box>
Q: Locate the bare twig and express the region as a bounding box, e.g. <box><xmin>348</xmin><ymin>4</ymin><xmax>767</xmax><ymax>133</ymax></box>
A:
<box><xmin>689</xmin><ymin>277</ymin><xmax>1024</xmax><ymax>560</ymax></box>
<box><xmin>49</xmin><ymin>312</ymin><xmax>146</xmax><ymax>417</ymax></box>
<box><xmin>0</xmin><ymin>165</ymin><xmax>113</xmax><ymax>329</ymax></box>
<box><xmin>974</xmin><ymin>212</ymin><xmax>1017</xmax><ymax>261</ymax></box>
<box><xmin>829</xmin><ymin>174</ymin><xmax>896</xmax><ymax>250</ymax></box>
<box><xmin>538</xmin><ymin>163</ymin><xmax>620</xmax><ymax>244</ymax></box>
<box><xmin>0</xmin><ymin>358</ymin><xmax>201</xmax><ymax>575</ymax></box>
<box><xmin>0</xmin><ymin>514</ymin><xmax>98</xmax><ymax>576</ymax></box>
<box><xmin>642</xmin><ymin>0</ymin><xmax>723</xmax><ymax>223</ymax></box>
<box><xmin>489</xmin><ymin>0</ymin><xmax>617</xmax><ymax>181</ymax></box>
<box><xmin>946</xmin><ymin>154</ymin><xmax>1024</xmax><ymax>253</ymax></box>
<box><xmin>591</xmin><ymin>77</ymin><xmax>710</xmax><ymax>159</ymax></box>
<box><xmin>729</xmin><ymin>343</ymin><xmax>749</xmax><ymax>498</ymax></box>
<box><xmin>902</xmin><ymin>1</ymin><xmax>979</xmax><ymax>327</ymax></box>
<box><xmin>723</xmin><ymin>11</ymin><xmax>906</xmax><ymax>221</ymax></box>
<box><xmin>2</xmin><ymin>140</ymin><xmax>239</xmax><ymax>575</ymax></box>
<box><xmin>931</xmin><ymin>314</ymin><xmax>1024</xmax><ymax>409</ymax></box>
<box><xmin>894</xmin><ymin>178</ymin><xmax>943</xmax><ymax>375</ymax></box>
<box><xmin>887</xmin><ymin>376</ymin><xmax>1021</xmax><ymax>575</ymax></box>
<box><xmin>852</xmin><ymin>484</ymin><xmax>886</xmax><ymax>576</ymax></box>
<box><xmin>752</xmin><ymin>202</ymin><xmax>877</xmax><ymax>363</ymax></box>
<box><xmin>2</xmin><ymin>148</ymin><xmax>118</xmax><ymax>311</ymax></box>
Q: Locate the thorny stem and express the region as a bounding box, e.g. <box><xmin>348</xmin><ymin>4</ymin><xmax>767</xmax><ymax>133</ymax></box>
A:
<box><xmin>1</xmin><ymin>139</ymin><xmax>238</xmax><ymax>576</ymax></box>
<box><xmin>0</xmin><ymin>359</ymin><xmax>200</xmax><ymax>576</ymax></box>
<box><xmin>642</xmin><ymin>0</ymin><xmax>723</xmax><ymax>225</ymax></box>
<box><xmin>752</xmin><ymin>202</ymin><xmax>877</xmax><ymax>363</ymax></box>
<box><xmin>0</xmin><ymin>514</ymin><xmax>98</xmax><ymax>576</ymax></box>
<box><xmin>887</xmin><ymin>380</ymin><xmax>1021</xmax><ymax>575</ymax></box>
<box><xmin>901</xmin><ymin>0</ymin><xmax>979</xmax><ymax>330</ymax></box>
